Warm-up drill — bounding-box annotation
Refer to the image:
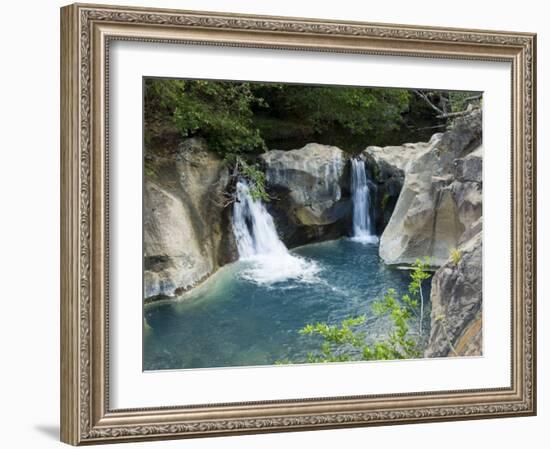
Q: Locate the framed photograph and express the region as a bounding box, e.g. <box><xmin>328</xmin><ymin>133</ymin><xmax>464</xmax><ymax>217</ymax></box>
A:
<box><xmin>60</xmin><ymin>3</ymin><xmax>537</xmax><ymax>445</ymax></box>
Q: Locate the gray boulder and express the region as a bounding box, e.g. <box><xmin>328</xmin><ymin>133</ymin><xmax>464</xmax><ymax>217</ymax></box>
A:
<box><xmin>362</xmin><ymin>137</ymin><xmax>437</xmax><ymax>232</ymax></box>
<box><xmin>144</xmin><ymin>182</ymin><xmax>212</xmax><ymax>299</ymax></box>
<box><xmin>378</xmin><ymin>109</ymin><xmax>482</xmax><ymax>266</ymax></box>
<box><xmin>455</xmin><ymin>145</ymin><xmax>482</xmax><ymax>183</ymax></box>
<box><xmin>364</xmin><ymin>140</ymin><xmax>433</xmax><ymax>182</ymax></box>
<box><xmin>259</xmin><ymin>143</ymin><xmax>352</xmax><ymax>246</ymax></box>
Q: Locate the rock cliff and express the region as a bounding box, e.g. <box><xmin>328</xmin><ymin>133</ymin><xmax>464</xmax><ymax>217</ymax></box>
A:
<box><xmin>144</xmin><ymin>138</ymin><xmax>237</xmax><ymax>302</ymax></box>
<box><xmin>364</xmin><ymin>110</ymin><xmax>483</xmax><ymax>357</ymax></box>
<box><xmin>376</xmin><ymin>109</ymin><xmax>482</xmax><ymax>266</ymax></box>
<box><xmin>363</xmin><ymin>140</ymin><xmax>431</xmax><ymax>233</ymax></box>
<box><xmin>425</xmin><ymin>219</ymin><xmax>482</xmax><ymax>357</ymax></box>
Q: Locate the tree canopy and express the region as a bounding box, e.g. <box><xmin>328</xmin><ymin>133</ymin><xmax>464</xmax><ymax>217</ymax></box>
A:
<box><xmin>144</xmin><ymin>78</ymin><xmax>481</xmax><ymax>157</ymax></box>
<box><xmin>144</xmin><ymin>78</ymin><xmax>267</xmax><ymax>156</ymax></box>
<box><xmin>144</xmin><ymin>78</ymin><xmax>416</xmax><ymax>156</ymax></box>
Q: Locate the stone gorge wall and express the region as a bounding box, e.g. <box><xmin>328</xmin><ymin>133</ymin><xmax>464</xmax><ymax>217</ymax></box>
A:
<box><xmin>425</xmin><ymin>219</ymin><xmax>482</xmax><ymax>357</ymax></box>
<box><xmin>373</xmin><ymin>109</ymin><xmax>482</xmax><ymax>267</ymax></box>
<box><xmin>363</xmin><ymin>109</ymin><xmax>483</xmax><ymax>357</ymax></box>
<box><xmin>144</xmin><ymin>138</ymin><xmax>237</xmax><ymax>301</ymax></box>
<box><xmin>362</xmin><ymin>140</ymin><xmax>431</xmax><ymax>234</ymax></box>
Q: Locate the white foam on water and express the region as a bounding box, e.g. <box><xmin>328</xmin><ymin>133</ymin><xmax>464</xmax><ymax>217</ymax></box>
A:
<box><xmin>239</xmin><ymin>253</ymin><xmax>322</xmax><ymax>286</ymax></box>
<box><xmin>350</xmin><ymin>234</ymin><xmax>379</xmax><ymax>244</ymax></box>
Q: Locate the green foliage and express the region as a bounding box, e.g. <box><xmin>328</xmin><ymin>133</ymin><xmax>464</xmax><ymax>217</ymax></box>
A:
<box><xmin>408</xmin><ymin>257</ymin><xmax>431</xmax><ymax>299</ymax></box>
<box><xmin>274</xmin><ymin>358</ymin><xmax>292</xmax><ymax>365</ymax></box>
<box><xmin>364</xmin><ymin>288</ymin><xmax>420</xmax><ymax>360</ymax></box>
<box><xmin>237</xmin><ymin>158</ymin><xmax>270</xmax><ymax>202</ymax></box>
<box><xmin>448</xmin><ymin>91</ymin><xmax>482</xmax><ymax>112</ymax></box>
<box><xmin>409</xmin><ymin>257</ymin><xmax>431</xmax><ymax>336</ymax></box>
<box><xmin>144</xmin><ymin>78</ymin><xmax>413</xmax><ymax>156</ymax></box>
<box><xmin>283</xmin><ymin>259</ymin><xmax>431</xmax><ymax>364</ymax></box>
<box><xmin>145</xmin><ymin>78</ymin><xmax>267</xmax><ymax>156</ymax></box>
<box><xmin>299</xmin><ymin>316</ymin><xmax>368</xmax><ymax>363</ymax></box>
<box><xmin>143</xmin><ymin>154</ymin><xmax>161</xmax><ymax>182</ymax></box>
<box><xmin>143</xmin><ymin>162</ymin><xmax>158</xmax><ymax>181</ymax></box>
<box><xmin>256</xmin><ymin>84</ymin><xmax>411</xmax><ymax>138</ymax></box>
<box><xmin>449</xmin><ymin>248</ymin><xmax>462</xmax><ymax>265</ymax></box>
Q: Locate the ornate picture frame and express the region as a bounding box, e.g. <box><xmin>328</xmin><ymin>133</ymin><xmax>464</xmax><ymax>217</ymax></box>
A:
<box><xmin>60</xmin><ymin>3</ymin><xmax>536</xmax><ymax>445</ymax></box>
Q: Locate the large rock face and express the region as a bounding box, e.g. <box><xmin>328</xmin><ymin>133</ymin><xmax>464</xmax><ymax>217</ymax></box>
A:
<box><xmin>363</xmin><ymin>140</ymin><xmax>433</xmax><ymax>233</ymax></box>
<box><xmin>144</xmin><ymin>138</ymin><xmax>237</xmax><ymax>302</ymax></box>
<box><xmin>377</xmin><ymin>110</ymin><xmax>482</xmax><ymax>266</ymax></box>
<box><xmin>425</xmin><ymin>219</ymin><xmax>482</xmax><ymax>357</ymax></box>
<box><xmin>259</xmin><ymin>143</ymin><xmax>352</xmax><ymax>247</ymax></box>
<box><xmin>364</xmin><ymin>110</ymin><xmax>484</xmax><ymax>357</ymax></box>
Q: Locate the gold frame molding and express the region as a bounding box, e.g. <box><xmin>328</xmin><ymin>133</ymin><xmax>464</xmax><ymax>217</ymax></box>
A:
<box><xmin>60</xmin><ymin>2</ymin><xmax>537</xmax><ymax>445</ymax></box>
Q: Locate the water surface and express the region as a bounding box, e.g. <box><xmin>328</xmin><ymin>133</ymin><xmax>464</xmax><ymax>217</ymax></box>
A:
<box><xmin>144</xmin><ymin>239</ymin><xmax>429</xmax><ymax>370</ymax></box>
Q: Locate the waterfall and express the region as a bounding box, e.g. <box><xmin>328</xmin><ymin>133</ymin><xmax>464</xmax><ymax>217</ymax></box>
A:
<box><xmin>350</xmin><ymin>158</ymin><xmax>378</xmax><ymax>243</ymax></box>
<box><xmin>232</xmin><ymin>181</ymin><xmax>288</xmax><ymax>258</ymax></box>
<box><xmin>232</xmin><ymin>180</ymin><xmax>320</xmax><ymax>285</ymax></box>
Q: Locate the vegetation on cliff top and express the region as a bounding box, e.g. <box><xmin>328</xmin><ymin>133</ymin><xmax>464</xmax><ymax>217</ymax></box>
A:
<box><xmin>144</xmin><ymin>78</ymin><xmax>418</xmax><ymax>156</ymax></box>
<box><xmin>145</xmin><ymin>78</ymin><xmax>481</xmax><ymax>158</ymax></box>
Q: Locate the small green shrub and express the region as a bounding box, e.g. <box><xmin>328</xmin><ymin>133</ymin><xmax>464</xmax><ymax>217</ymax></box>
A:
<box><xmin>237</xmin><ymin>158</ymin><xmax>270</xmax><ymax>202</ymax></box>
<box><xmin>449</xmin><ymin>248</ymin><xmax>462</xmax><ymax>265</ymax></box>
<box><xmin>144</xmin><ymin>162</ymin><xmax>158</xmax><ymax>181</ymax></box>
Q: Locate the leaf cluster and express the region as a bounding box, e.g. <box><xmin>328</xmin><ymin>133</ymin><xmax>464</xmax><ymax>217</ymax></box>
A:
<box><xmin>236</xmin><ymin>158</ymin><xmax>270</xmax><ymax>203</ymax></box>
<box><xmin>145</xmin><ymin>78</ymin><xmax>267</xmax><ymax>156</ymax></box>
<box><xmin>449</xmin><ymin>248</ymin><xmax>462</xmax><ymax>265</ymax></box>
<box><xmin>144</xmin><ymin>78</ymin><xmax>413</xmax><ymax>156</ymax></box>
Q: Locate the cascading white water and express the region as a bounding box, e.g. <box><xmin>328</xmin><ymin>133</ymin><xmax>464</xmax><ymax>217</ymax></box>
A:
<box><xmin>350</xmin><ymin>158</ymin><xmax>378</xmax><ymax>243</ymax></box>
<box><xmin>232</xmin><ymin>181</ymin><xmax>288</xmax><ymax>258</ymax></box>
<box><xmin>232</xmin><ymin>180</ymin><xmax>320</xmax><ymax>285</ymax></box>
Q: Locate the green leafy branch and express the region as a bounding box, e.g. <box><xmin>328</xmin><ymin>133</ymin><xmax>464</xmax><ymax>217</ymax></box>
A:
<box><xmin>230</xmin><ymin>157</ymin><xmax>270</xmax><ymax>203</ymax></box>
<box><xmin>408</xmin><ymin>257</ymin><xmax>431</xmax><ymax>335</ymax></box>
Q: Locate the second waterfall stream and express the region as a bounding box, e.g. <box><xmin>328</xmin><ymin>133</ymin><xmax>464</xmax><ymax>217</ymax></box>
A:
<box><xmin>350</xmin><ymin>158</ymin><xmax>378</xmax><ymax>243</ymax></box>
<box><xmin>232</xmin><ymin>180</ymin><xmax>321</xmax><ymax>285</ymax></box>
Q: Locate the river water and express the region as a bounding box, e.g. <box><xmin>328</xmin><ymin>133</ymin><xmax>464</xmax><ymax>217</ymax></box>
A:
<box><xmin>143</xmin><ymin>238</ymin><xmax>433</xmax><ymax>370</ymax></box>
<box><xmin>143</xmin><ymin>162</ymin><xmax>430</xmax><ymax>371</ymax></box>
